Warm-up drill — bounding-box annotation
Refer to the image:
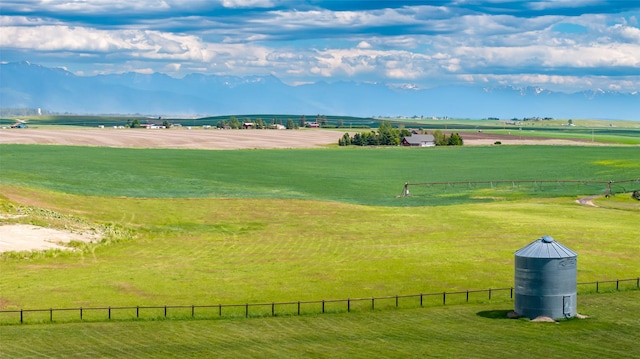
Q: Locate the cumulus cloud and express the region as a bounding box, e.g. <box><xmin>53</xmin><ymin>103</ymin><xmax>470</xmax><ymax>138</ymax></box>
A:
<box><xmin>0</xmin><ymin>0</ymin><xmax>638</xmax><ymax>92</ymax></box>
<box><xmin>221</xmin><ymin>0</ymin><xmax>274</xmax><ymax>8</ymax></box>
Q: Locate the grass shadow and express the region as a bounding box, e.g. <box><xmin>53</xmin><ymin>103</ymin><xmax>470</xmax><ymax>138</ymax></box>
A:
<box><xmin>476</xmin><ymin>309</ymin><xmax>514</xmax><ymax>320</ymax></box>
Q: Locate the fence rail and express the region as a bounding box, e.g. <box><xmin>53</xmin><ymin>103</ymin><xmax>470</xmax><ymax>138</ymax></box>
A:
<box><xmin>2</xmin><ymin>278</ymin><xmax>638</xmax><ymax>325</ymax></box>
<box><xmin>401</xmin><ymin>178</ymin><xmax>640</xmax><ymax>197</ymax></box>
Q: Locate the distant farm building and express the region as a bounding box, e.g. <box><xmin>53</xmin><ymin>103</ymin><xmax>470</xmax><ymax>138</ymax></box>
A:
<box><xmin>401</xmin><ymin>134</ymin><xmax>435</xmax><ymax>147</ymax></box>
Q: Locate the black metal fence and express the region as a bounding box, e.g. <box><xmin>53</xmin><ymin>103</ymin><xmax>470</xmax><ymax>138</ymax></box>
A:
<box><xmin>1</xmin><ymin>278</ymin><xmax>638</xmax><ymax>325</ymax></box>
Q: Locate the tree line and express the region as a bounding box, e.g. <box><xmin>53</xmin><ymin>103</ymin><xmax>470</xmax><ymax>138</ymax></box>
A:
<box><xmin>339</xmin><ymin>121</ymin><xmax>463</xmax><ymax>146</ymax></box>
<box><xmin>217</xmin><ymin>116</ymin><xmax>299</xmax><ymax>129</ymax></box>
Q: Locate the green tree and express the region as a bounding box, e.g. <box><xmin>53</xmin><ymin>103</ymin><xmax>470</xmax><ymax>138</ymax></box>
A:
<box><xmin>129</xmin><ymin>119</ymin><xmax>141</xmax><ymax>128</ymax></box>
<box><xmin>286</xmin><ymin>118</ymin><xmax>296</xmax><ymax>129</ymax></box>
<box><xmin>447</xmin><ymin>133</ymin><xmax>464</xmax><ymax>146</ymax></box>
<box><xmin>228</xmin><ymin>116</ymin><xmax>240</xmax><ymax>129</ymax></box>
<box><xmin>378</xmin><ymin>121</ymin><xmax>403</xmax><ymax>145</ymax></box>
<box><xmin>352</xmin><ymin>133</ymin><xmax>363</xmax><ymax>146</ymax></box>
<box><xmin>365</xmin><ymin>131</ymin><xmax>379</xmax><ymax>145</ymax></box>
<box><xmin>338</xmin><ymin>133</ymin><xmax>351</xmax><ymax>146</ymax></box>
<box><xmin>432</xmin><ymin>130</ymin><xmax>447</xmax><ymax>146</ymax></box>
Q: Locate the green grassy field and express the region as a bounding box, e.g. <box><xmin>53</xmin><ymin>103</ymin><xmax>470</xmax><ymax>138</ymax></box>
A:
<box><xmin>1</xmin><ymin>145</ymin><xmax>639</xmax><ymax>205</ymax></box>
<box><xmin>1</xmin><ymin>292</ymin><xmax>638</xmax><ymax>358</ymax></box>
<box><xmin>1</xmin><ymin>188</ymin><xmax>638</xmax><ymax>309</ymax></box>
<box><xmin>1</xmin><ymin>143</ymin><xmax>639</xmax><ymax>357</ymax></box>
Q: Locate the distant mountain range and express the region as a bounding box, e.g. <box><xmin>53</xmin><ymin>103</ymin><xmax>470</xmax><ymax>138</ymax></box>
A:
<box><xmin>1</xmin><ymin>61</ymin><xmax>638</xmax><ymax>120</ymax></box>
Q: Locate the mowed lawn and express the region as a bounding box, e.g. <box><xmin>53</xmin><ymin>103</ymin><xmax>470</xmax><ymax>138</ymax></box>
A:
<box><xmin>1</xmin><ymin>292</ymin><xmax>639</xmax><ymax>358</ymax></box>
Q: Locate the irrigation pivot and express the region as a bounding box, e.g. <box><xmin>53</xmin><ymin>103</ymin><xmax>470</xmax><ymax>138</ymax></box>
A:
<box><xmin>399</xmin><ymin>178</ymin><xmax>640</xmax><ymax>199</ymax></box>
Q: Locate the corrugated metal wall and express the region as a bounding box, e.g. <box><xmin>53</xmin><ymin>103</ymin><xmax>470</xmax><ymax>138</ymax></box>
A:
<box><xmin>514</xmin><ymin>236</ymin><xmax>577</xmax><ymax>319</ymax></box>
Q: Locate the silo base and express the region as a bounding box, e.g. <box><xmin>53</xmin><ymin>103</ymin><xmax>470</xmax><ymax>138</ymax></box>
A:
<box><xmin>514</xmin><ymin>293</ymin><xmax>576</xmax><ymax>320</ymax></box>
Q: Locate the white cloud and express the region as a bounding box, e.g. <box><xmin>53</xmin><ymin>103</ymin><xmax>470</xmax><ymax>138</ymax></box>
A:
<box><xmin>221</xmin><ymin>0</ymin><xmax>273</xmax><ymax>8</ymax></box>
<box><xmin>527</xmin><ymin>0</ymin><xmax>603</xmax><ymax>11</ymax></box>
<box><xmin>30</xmin><ymin>0</ymin><xmax>173</xmax><ymax>13</ymax></box>
<box><xmin>133</xmin><ymin>68</ymin><xmax>154</xmax><ymax>74</ymax></box>
<box><xmin>609</xmin><ymin>24</ymin><xmax>640</xmax><ymax>42</ymax></box>
<box><xmin>1</xmin><ymin>0</ymin><xmax>638</xmax><ymax>93</ymax></box>
<box><xmin>164</xmin><ymin>63</ymin><xmax>181</xmax><ymax>72</ymax></box>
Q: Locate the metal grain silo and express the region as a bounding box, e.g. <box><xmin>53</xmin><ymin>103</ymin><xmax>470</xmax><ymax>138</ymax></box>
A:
<box><xmin>514</xmin><ymin>236</ymin><xmax>577</xmax><ymax>319</ymax></box>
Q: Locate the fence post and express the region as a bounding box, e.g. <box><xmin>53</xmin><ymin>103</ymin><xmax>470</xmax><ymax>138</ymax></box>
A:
<box><xmin>322</xmin><ymin>300</ymin><xmax>325</xmax><ymax>314</ymax></box>
<box><xmin>164</xmin><ymin>306</ymin><xmax>167</xmax><ymax>318</ymax></box>
<box><xmin>371</xmin><ymin>298</ymin><xmax>375</xmax><ymax>311</ymax></box>
<box><xmin>50</xmin><ymin>308</ymin><xmax>53</xmax><ymax>322</ymax></box>
<box><xmin>136</xmin><ymin>306</ymin><xmax>139</xmax><ymax>318</ymax></box>
<box><xmin>596</xmin><ymin>281</ymin><xmax>599</xmax><ymax>293</ymax></box>
<box><xmin>510</xmin><ymin>287</ymin><xmax>513</xmax><ymax>299</ymax></box>
<box><xmin>420</xmin><ymin>294</ymin><xmax>423</xmax><ymax>307</ymax></box>
<box><xmin>80</xmin><ymin>307</ymin><xmax>83</xmax><ymax>321</ymax></box>
<box><xmin>272</xmin><ymin>302</ymin><xmax>275</xmax><ymax>317</ymax></box>
<box><xmin>396</xmin><ymin>295</ymin><xmax>399</xmax><ymax>308</ymax></box>
<box><xmin>616</xmin><ymin>280</ymin><xmax>619</xmax><ymax>291</ymax></box>
<box><xmin>466</xmin><ymin>290</ymin><xmax>469</xmax><ymax>303</ymax></box>
<box><xmin>219</xmin><ymin>304</ymin><xmax>222</xmax><ymax>317</ymax></box>
<box><xmin>347</xmin><ymin>299</ymin><xmax>350</xmax><ymax>312</ymax></box>
<box><xmin>192</xmin><ymin>305</ymin><xmax>195</xmax><ymax>318</ymax></box>
<box><xmin>108</xmin><ymin>307</ymin><xmax>111</xmax><ymax>320</ymax></box>
<box><xmin>489</xmin><ymin>288</ymin><xmax>492</xmax><ymax>300</ymax></box>
<box><xmin>297</xmin><ymin>301</ymin><xmax>300</xmax><ymax>316</ymax></box>
<box><xmin>443</xmin><ymin>292</ymin><xmax>446</xmax><ymax>305</ymax></box>
<box><xmin>245</xmin><ymin>303</ymin><xmax>248</xmax><ymax>318</ymax></box>
<box><xmin>20</xmin><ymin>309</ymin><xmax>23</xmax><ymax>324</ymax></box>
<box><xmin>637</xmin><ymin>277</ymin><xmax>639</xmax><ymax>289</ymax></box>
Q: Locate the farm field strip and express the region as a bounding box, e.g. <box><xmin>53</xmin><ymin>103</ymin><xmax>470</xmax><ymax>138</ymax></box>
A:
<box><xmin>1</xmin><ymin>144</ymin><xmax>639</xmax><ymax>206</ymax></box>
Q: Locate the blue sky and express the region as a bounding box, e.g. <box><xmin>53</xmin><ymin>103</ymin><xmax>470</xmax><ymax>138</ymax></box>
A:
<box><xmin>1</xmin><ymin>0</ymin><xmax>639</xmax><ymax>92</ymax></box>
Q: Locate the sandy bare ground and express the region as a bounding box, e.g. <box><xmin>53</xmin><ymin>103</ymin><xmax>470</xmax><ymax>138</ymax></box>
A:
<box><xmin>0</xmin><ymin>127</ymin><xmax>607</xmax><ymax>149</ymax></box>
<box><xmin>0</xmin><ymin>224</ymin><xmax>98</xmax><ymax>253</ymax></box>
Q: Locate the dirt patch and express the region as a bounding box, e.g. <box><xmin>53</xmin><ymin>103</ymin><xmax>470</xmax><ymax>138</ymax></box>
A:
<box><xmin>576</xmin><ymin>195</ymin><xmax>600</xmax><ymax>207</ymax></box>
<box><xmin>0</xmin><ymin>224</ymin><xmax>99</xmax><ymax>253</ymax></box>
<box><xmin>531</xmin><ymin>316</ymin><xmax>557</xmax><ymax>323</ymax></box>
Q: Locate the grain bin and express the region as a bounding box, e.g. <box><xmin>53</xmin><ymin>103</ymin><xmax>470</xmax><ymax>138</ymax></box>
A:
<box><xmin>514</xmin><ymin>236</ymin><xmax>577</xmax><ymax>319</ymax></box>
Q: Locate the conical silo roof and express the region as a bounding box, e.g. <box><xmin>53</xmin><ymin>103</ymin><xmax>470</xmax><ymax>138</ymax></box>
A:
<box><xmin>514</xmin><ymin>236</ymin><xmax>577</xmax><ymax>258</ymax></box>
